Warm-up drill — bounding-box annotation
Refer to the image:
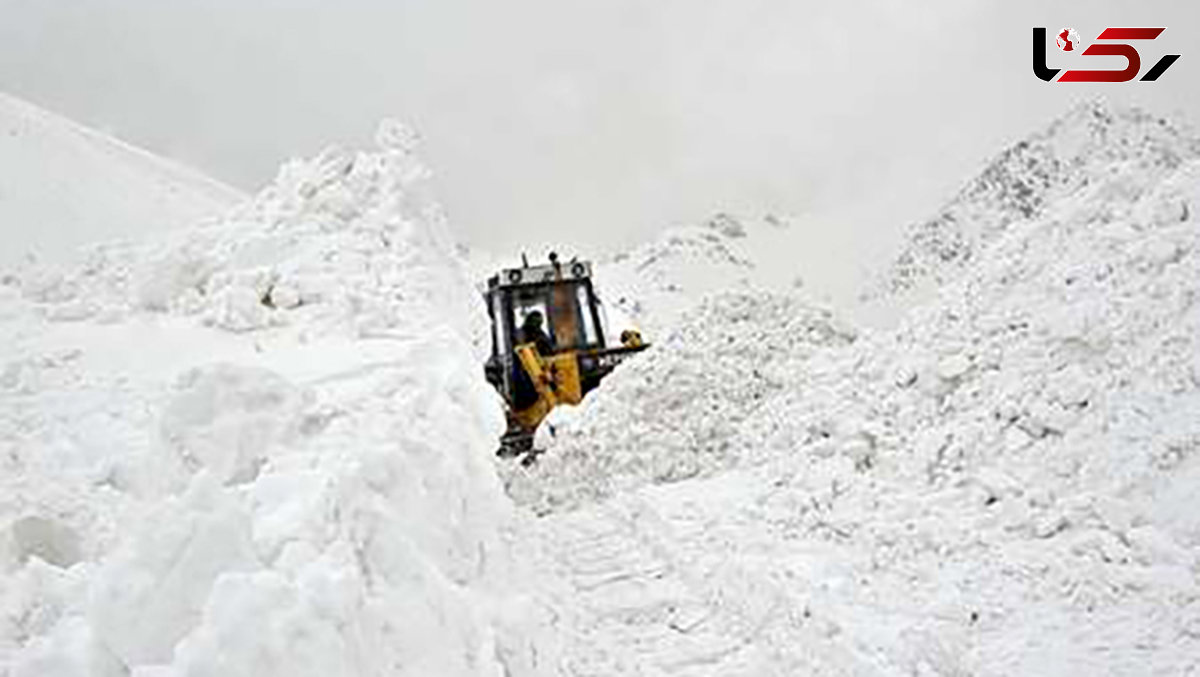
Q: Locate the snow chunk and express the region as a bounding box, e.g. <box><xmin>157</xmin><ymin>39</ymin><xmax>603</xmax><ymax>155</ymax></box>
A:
<box><xmin>159</xmin><ymin>365</ymin><xmax>308</xmax><ymax>487</ymax></box>
<box><xmin>10</xmin><ymin>516</ymin><xmax>82</xmax><ymax>568</ymax></box>
<box><xmin>89</xmin><ymin>475</ymin><xmax>259</xmax><ymax>666</ymax></box>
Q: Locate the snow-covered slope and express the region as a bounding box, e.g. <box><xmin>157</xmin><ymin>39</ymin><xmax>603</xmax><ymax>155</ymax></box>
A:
<box><xmin>876</xmin><ymin>98</ymin><xmax>1200</xmax><ymax>298</ymax></box>
<box><xmin>509</xmin><ymin>103</ymin><xmax>1200</xmax><ymax>674</ymax></box>
<box><xmin>0</xmin><ymin>92</ymin><xmax>244</xmax><ymax>267</ymax></box>
<box><xmin>1</xmin><ymin>123</ymin><xmax>551</xmax><ymax>676</ymax></box>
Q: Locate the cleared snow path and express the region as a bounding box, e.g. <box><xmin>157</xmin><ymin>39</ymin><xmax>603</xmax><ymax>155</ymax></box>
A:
<box><xmin>525</xmin><ymin>472</ymin><xmax>885</xmax><ymax>677</ymax></box>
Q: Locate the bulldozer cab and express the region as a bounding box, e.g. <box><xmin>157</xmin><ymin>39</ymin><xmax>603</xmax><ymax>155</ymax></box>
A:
<box><xmin>482</xmin><ymin>254</ymin><xmax>647</xmax><ymax>457</ymax></box>
<box><xmin>484</xmin><ymin>256</ymin><xmax>606</xmax><ymax>396</ymax></box>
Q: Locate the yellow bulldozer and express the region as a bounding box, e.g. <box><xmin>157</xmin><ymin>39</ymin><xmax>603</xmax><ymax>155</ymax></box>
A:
<box><xmin>483</xmin><ymin>253</ymin><xmax>648</xmax><ymax>458</ymax></box>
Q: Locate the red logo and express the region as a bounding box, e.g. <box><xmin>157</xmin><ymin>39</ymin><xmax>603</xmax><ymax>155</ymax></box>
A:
<box><xmin>1033</xmin><ymin>27</ymin><xmax>1180</xmax><ymax>82</ymax></box>
<box><xmin>1057</xmin><ymin>28</ymin><xmax>1080</xmax><ymax>52</ymax></box>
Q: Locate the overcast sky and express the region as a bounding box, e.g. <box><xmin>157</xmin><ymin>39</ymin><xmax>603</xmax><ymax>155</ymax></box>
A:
<box><xmin>1</xmin><ymin>0</ymin><xmax>1197</xmax><ymax>298</ymax></box>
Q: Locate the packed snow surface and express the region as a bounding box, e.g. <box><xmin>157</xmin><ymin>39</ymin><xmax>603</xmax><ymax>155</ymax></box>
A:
<box><xmin>0</xmin><ymin>91</ymin><xmax>244</xmax><ymax>267</ymax></box>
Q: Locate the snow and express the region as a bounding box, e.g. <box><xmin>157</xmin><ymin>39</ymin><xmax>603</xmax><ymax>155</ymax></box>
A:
<box><xmin>0</xmin><ymin>91</ymin><xmax>244</xmax><ymax>268</ymax></box>
<box><xmin>507</xmin><ymin>290</ymin><xmax>857</xmax><ymax>513</ymax></box>
<box><xmin>4</xmin><ymin>97</ymin><xmax>1200</xmax><ymax>676</ymax></box>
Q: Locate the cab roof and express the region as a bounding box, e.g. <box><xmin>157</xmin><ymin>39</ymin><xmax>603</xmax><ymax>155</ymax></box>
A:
<box><xmin>487</xmin><ymin>260</ymin><xmax>593</xmax><ymax>290</ymax></box>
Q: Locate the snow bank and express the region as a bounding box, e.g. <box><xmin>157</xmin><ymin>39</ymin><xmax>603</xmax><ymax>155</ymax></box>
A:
<box><xmin>2</xmin><ymin>122</ymin><xmax>549</xmax><ymax>676</ymax></box>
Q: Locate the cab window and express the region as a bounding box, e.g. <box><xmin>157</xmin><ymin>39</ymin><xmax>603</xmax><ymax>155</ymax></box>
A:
<box><xmin>511</xmin><ymin>287</ymin><xmax>554</xmax><ymax>345</ymax></box>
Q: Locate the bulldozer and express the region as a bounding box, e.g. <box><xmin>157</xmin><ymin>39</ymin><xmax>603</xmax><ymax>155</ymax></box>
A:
<box><xmin>483</xmin><ymin>253</ymin><xmax>648</xmax><ymax>459</ymax></box>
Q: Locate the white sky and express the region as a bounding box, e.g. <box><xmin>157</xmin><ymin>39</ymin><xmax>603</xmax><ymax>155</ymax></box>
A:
<box><xmin>1</xmin><ymin>0</ymin><xmax>1197</xmax><ymax>299</ymax></box>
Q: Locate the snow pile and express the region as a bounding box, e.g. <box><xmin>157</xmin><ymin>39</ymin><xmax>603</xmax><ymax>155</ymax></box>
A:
<box><xmin>1</xmin><ymin>123</ymin><xmax>549</xmax><ymax>676</ymax></box>
<box><xmin>0</xmin><ymin>91</ymin><xmax>244</xmax><ymax>267</ymax></box>
<box><xmin>878</xmin><ymin>98</ymin><xmax>1200</xmax><ymax>297</ymax></box>
<box><xmin>504</xmin><ymin>289</ymin><xmax>856</xmax><ymax>512</ymax></box>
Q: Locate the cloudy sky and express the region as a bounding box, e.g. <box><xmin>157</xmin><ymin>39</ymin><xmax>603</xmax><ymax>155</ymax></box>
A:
<box><xmin>1</xmin><ymin>0</ymin><xmax>1197</xmax><ymax>298</ymax></box>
